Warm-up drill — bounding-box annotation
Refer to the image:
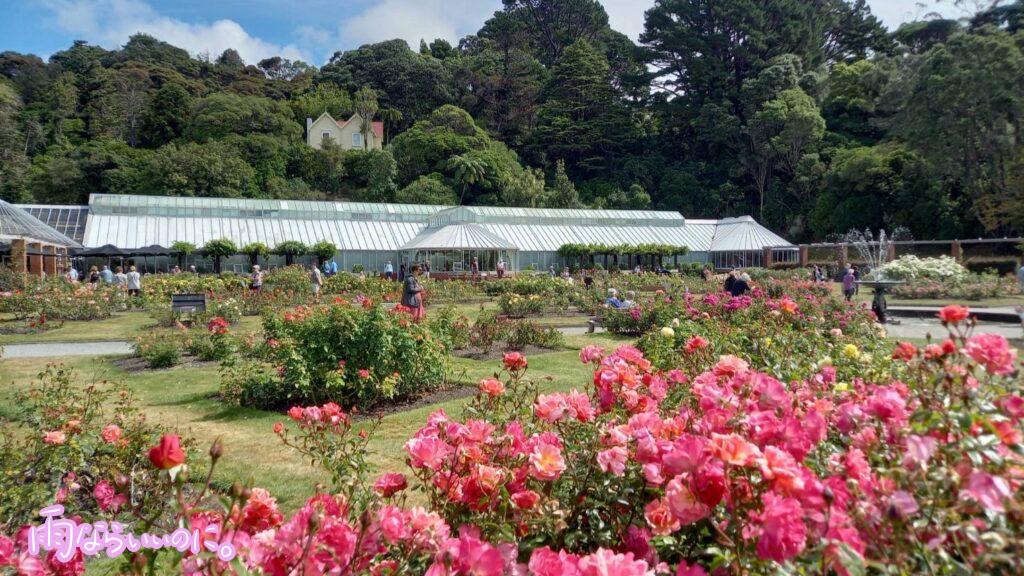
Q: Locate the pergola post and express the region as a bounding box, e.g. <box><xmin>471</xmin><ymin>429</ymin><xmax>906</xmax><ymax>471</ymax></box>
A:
<box><xmin>837</xmin><ymin>245</ymin><xmax>848</xmax><ymax>272</ymax></box>
<box><xmin>951</xmin><ymin>240</ymin><xmax>962</xmax><ymax>261</ymax></box>
<box><xmin>10</xmin><ymin>239</ymin><xmax>27</xmax><ymax>275</ymax></box>
<box><xmin>763</xmin><ymin>247</ymin><xmax>773</xmax><ymax>268</ymax></box>
<box><xmin>43</xmin><ymin>244</ymin><xmax>57</xmax><ymax>277</ymax></box>
<box><xmin>28</xmin><ymin>242</ymin><xmax>43</xmax><ymax>277</ymax></box>
<box><xmin>799</xmin><ymin>245</ymin><xmax>809</xmax><ymax>267</ymax></box>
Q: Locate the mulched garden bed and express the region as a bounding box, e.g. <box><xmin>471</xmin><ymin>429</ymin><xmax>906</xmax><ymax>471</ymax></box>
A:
<box><xmin>114</xmin><ymin>356</ymin><xmax>219</xmax><ymax>373</ymax></box>
<box><xmin>452</xmin><ymin>344</ymin><xmax>561</xmax><ymax>362</ymax></box>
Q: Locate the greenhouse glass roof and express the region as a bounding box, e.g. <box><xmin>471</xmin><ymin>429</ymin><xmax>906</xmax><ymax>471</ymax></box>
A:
<box><xmin>0</xmin><ymin>200</ymin><xmax>82</xmax><ymax>247</ymax></box>
<box><xmin>24</xmin><ymin>194</ymin><xmax>792</xmax><ymax>254</ymax></box>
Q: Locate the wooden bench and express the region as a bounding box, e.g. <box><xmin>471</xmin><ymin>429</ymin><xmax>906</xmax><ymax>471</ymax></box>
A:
<box><xmin>587</xmin><ymin>307</ymin><xmax>608</xmax><ymax>333</ymax></box>
<box><xmin>171</xmin><ymin>293</ymin><xmax>207</xmax><ymax>314</ymax></box>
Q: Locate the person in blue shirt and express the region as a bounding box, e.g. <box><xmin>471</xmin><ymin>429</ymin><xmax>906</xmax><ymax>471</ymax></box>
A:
<box><xmin>330</xmin><ymin>260</ymin><xmax>338</xmax><ymax>276</ymax></box>
<box><xmin>384</xmin><ymin>260</ymin><xmax>394</xmax><ymax>281</ymax></box>
<box><xmin>605</xmin><ymin>288</ymin><xmax>623</xmax><ymax>309</ymax></box>
<box><xmin>100</xmin><ymin>265</ymin><xmax>114</xmax><ymax>283</ymax></box>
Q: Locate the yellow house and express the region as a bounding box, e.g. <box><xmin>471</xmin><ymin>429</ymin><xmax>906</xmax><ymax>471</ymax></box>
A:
<box><xmin>305</xmin><ymin>111</ymin><xmax>384</xmax><ymax>151</ymax></box>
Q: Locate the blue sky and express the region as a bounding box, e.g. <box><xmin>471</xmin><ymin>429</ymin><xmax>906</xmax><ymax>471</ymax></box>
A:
<box><xmin>2</xmin><ymin>0</ymin><xmax>968</xmax><ymax>65</ymax></box>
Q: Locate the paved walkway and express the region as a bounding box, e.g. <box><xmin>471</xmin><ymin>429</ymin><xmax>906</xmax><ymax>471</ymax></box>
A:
<box><xmin>884</xmin><ymin>318</ymin><xmax>1022</xmax><ymax>340</ymax></box>
<box><xmin>2</xmin><ymin>341</ymin><xmax>133</xmax><ymax>359</ymax></box>
<box><xmin>888</xmin><ymin>305</ymin><xmax>1019</xmax><ymax>323</ymax></box>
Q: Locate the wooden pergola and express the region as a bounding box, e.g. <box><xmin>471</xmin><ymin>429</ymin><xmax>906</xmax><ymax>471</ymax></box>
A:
<box><xmin>4</xmin><ymin>236</ymin><xmax>74</xmax><ymax>278</ymax></box>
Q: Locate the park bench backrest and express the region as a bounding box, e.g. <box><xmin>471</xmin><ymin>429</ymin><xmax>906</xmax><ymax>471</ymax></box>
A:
<box><xmin>171</xmin><ymin>293</ymin><xmax>206</xmax><ymax>313</ymax></box>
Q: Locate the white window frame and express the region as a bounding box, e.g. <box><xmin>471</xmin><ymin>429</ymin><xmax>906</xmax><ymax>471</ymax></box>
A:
<box><xmin>321</xmin><ymin>131</ymin><xmax>333</xmax><ymax>143</ymax></box>
<box><xmin>352</xmin><ymin>132</ymin><xmax>363</xmax><ymax>147</ymax></box>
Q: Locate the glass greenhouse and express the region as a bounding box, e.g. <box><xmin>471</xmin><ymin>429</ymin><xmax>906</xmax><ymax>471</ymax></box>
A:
<box><xmin>15</xmin><ymin>195</ymin><xmax>795</xmax><ymax>274</ymax></box>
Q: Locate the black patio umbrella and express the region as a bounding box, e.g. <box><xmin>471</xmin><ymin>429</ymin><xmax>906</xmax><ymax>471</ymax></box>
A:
<box><xmin>132</xmin><ymin>244</ymin><xmax>171</xmax><ymax>256</ymax></box>
<box><xmin>130</xmin><ymin>244</ymin><xmax>171</xmax><ymax>273</ymax></box>
<box><xmin>75</xmin><ymin>244</ymin><xmax>128</xmax><ymax>257</ymax></box>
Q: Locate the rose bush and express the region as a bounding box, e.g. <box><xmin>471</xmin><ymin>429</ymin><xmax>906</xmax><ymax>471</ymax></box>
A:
<box><xmin>220</xmin><ymin>300</ymin><xmax>448</xmax><ymax>409</ymax></box>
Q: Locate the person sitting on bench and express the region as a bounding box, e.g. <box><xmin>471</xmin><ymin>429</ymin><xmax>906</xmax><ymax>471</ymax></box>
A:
<box><xmin>605</xmin><ymin>289</ymin><xmax>623</xmax><ymax>309</ymax></box>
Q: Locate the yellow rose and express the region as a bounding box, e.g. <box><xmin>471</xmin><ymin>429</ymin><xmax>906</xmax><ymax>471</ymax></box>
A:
<box><xmin>842</xmin><ymin>343</ymin><xmax>860</xmax><ymax>360</ymax></box>
<box><xmin>661</xmin><ymin>326</ymin><xmax>675</xmax><ymax>339</ymax></box>
<box><xmin>834</xmin><ymin>382</ymin><xmax>849</xmax><ymax>392</ymax></box>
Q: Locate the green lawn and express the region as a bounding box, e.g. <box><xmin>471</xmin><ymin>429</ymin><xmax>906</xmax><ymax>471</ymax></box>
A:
<box><xmin>0</xmin><ymin>312</ymin><xmax>158</xmax><ymax>344</ymax></box>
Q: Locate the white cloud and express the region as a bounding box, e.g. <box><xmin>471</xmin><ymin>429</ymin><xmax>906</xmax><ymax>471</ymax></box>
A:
<box><xmin>38</xmin><ymin>0</ymin><xmax>310</xmax><ymax>65</ymax></box>
<box><xmin>602</xmin><ymin>0</ymin><xmax>654</xmax><ymax>41</ymax></box>
<box><xmin>337</xmin><ymin>0</ymin><xmax>499</xmax><ymax>50</ymax></box>
<box><xmin>869</xmin><ymin>0</ymin><xmax>976</xmax><ymax>29</ymax></box>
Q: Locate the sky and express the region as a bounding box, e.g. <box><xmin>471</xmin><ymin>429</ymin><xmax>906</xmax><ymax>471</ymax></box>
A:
<box><xmin>0</xmin><ymin>0</ymin><xmax>971</xmax><ymax>66</ymax></box>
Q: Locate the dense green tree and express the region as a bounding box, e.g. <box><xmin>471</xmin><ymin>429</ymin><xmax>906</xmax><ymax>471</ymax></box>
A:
<box><xmin>530</xmin><ymin>40</ymin><xmax>636</xmax><ymax>179</ymax></box>
<box><xmin>320</xmin><ymin>40</ymin><xmax>455</xmax><ymax>129</ymax></box>
<box><xmin>822</xmin><ymin>59</ymin><xmax>894</xmax><ymax>143</ymax></box>
<box><xmin>541</xmin><ymin>160</ymin><xmax>583</xmax><ymax>208</ymax></box>
<box><xmin>0</xmin><ymin>82</ymin><xmax>29</xmax><ymax>202</ymax></box>
<box><xmin>130</xmin><ymin>141</ymin><xmax>258</xmax><ymax>198</ymax></box>
<box><xmin>897</xmin><ymin>27</ymin><xmax>1024</xmax><ymax>234</ymax></box>
<box><xmin>290</xmin><ymin>84</ymin><xmax>352</xmax><ymax>123</ymax></box>
<box><xmin>810</xmin><ymin>144</ymin><xmax>960</xmax><ymax>239</ymax></box>
<box><xmin>141</xmin><ymin>83</ymin><xmax>192</xmax><ymax>147</ymax></box>
<box><xmin>185</xmin><ymin>94</ymin><xmax>300</xmax><ymax>142</ymax></box>
<box><xmin>396</xmin><ymin>174</ymin><xmax>458</xmax><ymax>205</ymax></box>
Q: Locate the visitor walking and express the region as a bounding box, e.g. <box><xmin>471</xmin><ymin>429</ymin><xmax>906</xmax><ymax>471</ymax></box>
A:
<box><xmin>549</xmin><ymin>264</ymin><xmax>556</xmax><ymax>277</ymax></box>
<box><xmin>399</xmin><ymin>262</ymin><xmax>407</xmax><ymax>282</ymax></box>
<box><xmin>101</xmin><ymin>265</ymin><xmax>114</xmax><ymax>284</ymax></box>
<box><xmin>65</xmin><ymin>267</ymin><xmax>79</xmax><ymax>283</ymax></box>
<box><xmin>250</xmin><ymin>265</ymin><xmax>263</xmax><ymax>294</ymax></box>
<box><xmin>470</xmin><ymin>257</ymin><xmax>479</xmax><ymax>278</ymax></box>
<box><xmin>402</xmin><ymin>264</ymin><xmax>425</xmax><ymax>321</ymax></box>
<box><xmin>842</xmin><ymin>268</ymin><xmax>857</xmax><ymax>302</ymax></box>
<box><xmin>126</xmin><ymin>266</ymin><xmax>142</xmax><ymax>297</ymax></box>
<box><xmin>423</xmin><ymin>260</ymin><xmax>430</xmax><ymax>279</ymax></box>
<box><xmin>384</xmin><ymin>260</ymin><xmax>394</xmax><ymax>281</ymax></box>
<box><xmin>114</xmin><ymin>266</ymin><xmax>128</xmax><ymax>291</ymax></box>
<box><xmin>330</xmin><ymin>260</ymin><xmax>338</xmax><ymax>276</ymax></box>
<box><xmin>310</xmin><ymin>263</ymin><xmax>323</xmax><ymax>302</ymax></box>
<box><xmin>702</xmin><ymin>267</ymin><xmax>713</xmax><ymax>282</ymax></box>
<box><xmin>497</xmin><ymin>259</ymin><xmax>506</xmax><ymax>279</ymax></box>
<box><xmin>189</xmin><ymin>265</ymin><xmax>197</xmax><ymax>274</ymax></box>
<box><xmin>88</xmin><ymin>266</ymin><xmax>100</xmax><ymax>289</ymax></box>
<box><xmin>812</xmin><ymin>265</ymin><xmax>825</xmax><ymax>282</ymax></box>
<box><xmin>171</xmin><ymin>265</ymin><xmax>181</xmax><ymax>274</ymax></box>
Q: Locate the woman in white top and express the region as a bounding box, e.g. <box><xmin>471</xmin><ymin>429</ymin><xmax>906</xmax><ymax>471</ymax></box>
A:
<box><xmin>126</xmin><ymin>266</ymin><xmax>142</xmax><ymax>297</ymax></box>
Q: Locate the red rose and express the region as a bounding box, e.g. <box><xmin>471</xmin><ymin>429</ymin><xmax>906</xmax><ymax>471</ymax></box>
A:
<box><xmin>691</xmin><ymin>460</ymin><xmax>726</xmax><ymax>508</ymax></box>
<box><xmin>148</xmin><ymin>434</ymin><xmax>186</xmax><ymax>469</ymax></box>
<box><xmin>938</xmin><ymin>305</ymin><xmax>970</xmax><ymax>324</ymax></box>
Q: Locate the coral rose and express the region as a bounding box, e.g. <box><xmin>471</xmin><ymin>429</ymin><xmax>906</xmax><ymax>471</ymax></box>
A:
<box><xmin>938</xmin><ymin>305</ymin><xmax>970</xmax><ymax>324</ymax></box>
<box><xmin>503</xmin><ymin>352</ymin><xmax>528</xmax><ymax>372</ymax></box>
<box><xmin>374</xmin><ymin>473</ymin><xmax>408</xmax><ymax>497</ymax></box>
<box><xmin>478</xmin><ymin>378</ymin><xmax>505</xmax><ymax>397</ymax></box>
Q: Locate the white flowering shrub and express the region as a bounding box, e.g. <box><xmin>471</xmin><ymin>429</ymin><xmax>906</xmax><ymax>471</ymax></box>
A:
<box><xmin>877</xmin><ymin>255</ymin><xmax>968</xmax><ymax>281</ymax></box>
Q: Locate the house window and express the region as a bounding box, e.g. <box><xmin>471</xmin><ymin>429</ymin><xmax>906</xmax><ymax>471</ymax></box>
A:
<box><xmin>352</xmin><ymin>132</ymin><xmax>363</xmax><ymax>147</ymax></box>
<box><xmin>321</xmin><ymin>131</ymin><xmax>333</xmax><ymax>144</ymax></box>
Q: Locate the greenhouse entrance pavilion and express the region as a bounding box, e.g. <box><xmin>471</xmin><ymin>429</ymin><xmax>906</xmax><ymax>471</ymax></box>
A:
<box><xmin>400</xmin><ymin>219</ymin><xmax>519</xmax><ymax>276</ymax></box>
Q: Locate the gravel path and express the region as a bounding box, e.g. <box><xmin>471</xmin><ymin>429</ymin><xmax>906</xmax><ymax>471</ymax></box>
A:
<box><xmin>2</xmin><ymin>341</ymin><xmax>133</xmax><ymax>359</ymax></box>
